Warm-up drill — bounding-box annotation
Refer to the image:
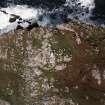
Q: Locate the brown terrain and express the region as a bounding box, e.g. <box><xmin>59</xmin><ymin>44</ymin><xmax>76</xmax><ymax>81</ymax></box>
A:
<box><xmin>0</xmin><ymin>21</ymin><xmax>105</xmax><ymax>105</ymax></box>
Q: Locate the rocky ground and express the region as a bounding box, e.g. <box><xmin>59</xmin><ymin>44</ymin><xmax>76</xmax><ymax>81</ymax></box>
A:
<box><xmin>0</xmin><ymin>21</ymin><xmax>105</xmax><ymax>105</ymax></box>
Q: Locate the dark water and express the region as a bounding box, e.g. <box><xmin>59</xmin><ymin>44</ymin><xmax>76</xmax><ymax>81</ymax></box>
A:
<box><xmin>94</xmin><ymin>0</ymin><xmax>105</xmax><ymax>16</ymax></box>
<box><xmin>0</xmin><ymin>0</ymin><xmax>66</xmax><ymax>9</ymax></box>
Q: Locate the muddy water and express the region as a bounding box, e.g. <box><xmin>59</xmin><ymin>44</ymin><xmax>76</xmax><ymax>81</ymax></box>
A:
<box><xmin>0</xmin><ymin>22</ymin><xmax>105</xmax><ymax>105</ymax></box>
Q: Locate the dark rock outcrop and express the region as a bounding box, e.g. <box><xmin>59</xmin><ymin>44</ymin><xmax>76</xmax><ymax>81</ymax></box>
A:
<box><xmin>9</xmin><ymin>15</ymin><xmax>20</xmax><ymax>23</ymax></box>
